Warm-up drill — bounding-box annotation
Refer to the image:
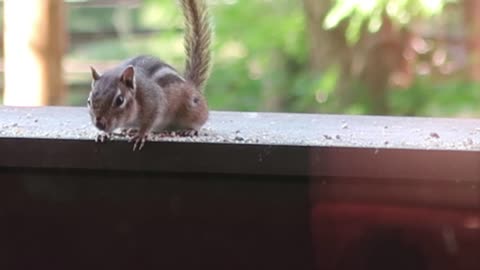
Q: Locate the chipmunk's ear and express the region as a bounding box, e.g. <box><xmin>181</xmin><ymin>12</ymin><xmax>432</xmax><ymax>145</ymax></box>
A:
<box><xmin>120</xmin><ymin>65</ymin><xmax>135</xmax><ymax>90</ymax></box>
<box><xmin>90</xmin><ymin>66</ymin><xmax>101</xmax><ymax>81</ymax></box>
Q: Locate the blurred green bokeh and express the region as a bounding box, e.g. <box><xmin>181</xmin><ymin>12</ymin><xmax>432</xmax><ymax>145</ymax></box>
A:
<box><xmin>66</xmin><ymin>0</ymin><xmax>480</xmax><ymax>117</ymax></box>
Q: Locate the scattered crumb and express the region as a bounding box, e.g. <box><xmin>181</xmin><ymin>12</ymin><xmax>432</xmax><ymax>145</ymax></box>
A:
<box><xmin>323</xmin><ymin>135</ymin><xmax>332</xmax><ymax>140</ymax></box>
<box><xmin>384</xmin><ymin>141</ymin><xmax>389</xmax><ymax>145</ymax></box>
<box><xmin>335</xmin><ymin>135</ymin><xmax>341</xmax><ymax>140</ymax></box>
<box><xmin>341</xmin><ymin>123</ymin><xmax>348</xmax><ymax>129</ymax></box>
<box><xmin>384</xmin><ymin>126</ymin><xmax>388</xmax><ymax>129</ymax></box>
<box><xmin>467</xmin><ymin>138</ymin><xmax>474</xmax><ymax>145</ymax></box>
<box><xmin>430</xmin><ymin>132</ymin><xmax>440</xmax><ymax>139</ymax></box>
<box><xmin>11</xmin><ymin>123</ymin><xmax>18</xmax><ymax>127</ymax></box>
<box><xmin>234</xmin><ymin>136</ymin><xmax>244</xmax><ymax>142</ymax></box>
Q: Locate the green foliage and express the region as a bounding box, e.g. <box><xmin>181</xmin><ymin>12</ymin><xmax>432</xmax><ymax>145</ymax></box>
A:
<box><xmin>69</xmin><ymin>34</ymin><xmax>184</xmax><ymax>63</ymax></box>
<box><xmin>390</xmin><ymin>79</ymin><xmax>480</xmax><ymax>117</ymax></box>
<box><xmin>289</xmin><ymin>67</ymin><xmax>339</xmax><ymax>112</ymax></box>
<box><xmin>324</xmin><ymin>0</ymin><xmax>455</xmax><ymax>44</ymax></box>
<box><xmin>65</xmin><ymin>0</ymin><xmax>480</xmax><ymax>118</ymax></box>
<box><xmin>69</xmin><ymin>8</ymin><xmax>117</xmax><ymax>33</ymax></box>
<box><xmin>200</xmin><ymin>0</ymin><xmax>310</xmax><ymax>111</ymax></box>
<box><xmin>139</xmin><ymin>0</ymin><xmax>178</xmax><ymax>27</ymax></box>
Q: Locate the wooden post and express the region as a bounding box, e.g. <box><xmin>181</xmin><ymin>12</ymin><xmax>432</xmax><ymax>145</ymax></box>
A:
<box><xmin>3</xmin><ymin>0</ymin><xmax>66</xmax><ymax>106</ymax></box>
<box><xmin>464</xmin><ymin>0</ymin><xmax>480</xmax><ymax>81</ymax></box>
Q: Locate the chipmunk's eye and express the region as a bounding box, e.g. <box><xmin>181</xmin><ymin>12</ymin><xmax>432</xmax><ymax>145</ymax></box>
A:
<box><xmin>87</xmin><ymin>98</ymin><xmax>91</xmax><ymax>107</ymax></box>
<box><xmin>114</xmin><ymin>95</ymin><xmax>124</xmax><ymax>107</ymax></box>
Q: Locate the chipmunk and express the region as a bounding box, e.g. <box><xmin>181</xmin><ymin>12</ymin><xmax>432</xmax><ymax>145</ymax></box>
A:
<box><xmin>87</xmin><ymin>0</ymin><xmax>212</xmax><ymax>151</ymax></box>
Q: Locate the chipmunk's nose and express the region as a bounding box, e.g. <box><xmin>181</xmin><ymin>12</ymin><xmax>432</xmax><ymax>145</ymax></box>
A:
<box><xmin>95</xmin><ymin>117</ymin><xmax>106</xmax><ymax>130</ymax></box>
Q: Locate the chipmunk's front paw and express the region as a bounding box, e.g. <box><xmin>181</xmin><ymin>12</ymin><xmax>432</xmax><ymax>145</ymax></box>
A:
<box><xmin>178</xmin><ymin>129</ymin><xmax>199</xmax><ymax>137</ymax></box>
<box><xmin>95</xmin><ymin>132</ymin><xmax>111</xmax><ymax>143</ymax></box>
<box><xmin>128</xmin><ymin>133</ymin><xmax>148</xmax><ymax>151</ymax></box>
<box><xmin>120</xmin><ymin>128</ymin><xmax>139</xmax><ymax>137</ymax></box>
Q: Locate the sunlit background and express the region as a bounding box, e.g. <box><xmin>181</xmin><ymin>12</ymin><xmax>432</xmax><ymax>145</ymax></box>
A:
<box><xmin>1</xmin><ymin>0</ymin><xmax>480</xmax><ymax>116</ymax></box>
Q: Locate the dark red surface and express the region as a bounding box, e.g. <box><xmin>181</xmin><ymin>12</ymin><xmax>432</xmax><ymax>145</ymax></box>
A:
<box><xmin>311</xmin><ymin>203</ymin><xmax>480</xmax><ymax>270</ymax></box>
<box><xmin>2</xmin><ymin>170</ymin><xmax>480</xmax><ymax>269</ymax></box>
<box><xmin>0</xmin><ymin>171</ymin><xmax>313</xmax><ymax>270</ymax></box>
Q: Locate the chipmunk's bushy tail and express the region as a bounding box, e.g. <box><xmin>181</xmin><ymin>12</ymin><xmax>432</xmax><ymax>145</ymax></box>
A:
<box><xmin>180</xmin><ymin>0</ymin><xmax>212</xmax><ymax>92</ymax></box>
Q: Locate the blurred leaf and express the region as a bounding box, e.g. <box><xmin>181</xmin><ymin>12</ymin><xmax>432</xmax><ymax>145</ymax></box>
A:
<box><xmin>324</xmin><ymin>0</ymin><xmax>456</xmax><ymax>45</ymax></box>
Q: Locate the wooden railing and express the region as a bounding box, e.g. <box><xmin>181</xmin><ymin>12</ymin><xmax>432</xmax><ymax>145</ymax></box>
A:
<box><xmin>1</xmin><ymin>106</ymin><xmax>480</xmax><ymax>270</ymax></box>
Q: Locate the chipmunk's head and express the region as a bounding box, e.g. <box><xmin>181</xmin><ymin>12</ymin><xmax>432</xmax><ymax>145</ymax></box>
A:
<box><xmin>87</xmin><ymin>65</ymin><xmax>138</xmax><ymax>132</ymax></box>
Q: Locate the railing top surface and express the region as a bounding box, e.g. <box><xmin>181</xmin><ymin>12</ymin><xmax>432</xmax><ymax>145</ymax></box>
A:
<box><xmin>2</xmin><ymin>106</ymin><xmax>480</xmax><ymax>181</ymax></box>
<box><xmin>1</xmin><ymin>105</ymin><xmax>480</xmax><ymax>151</ymax></box>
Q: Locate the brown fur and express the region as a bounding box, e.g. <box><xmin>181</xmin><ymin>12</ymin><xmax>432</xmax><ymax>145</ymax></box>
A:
<box><xmin>164</xmin><ymin>82</ymin><xmax>208</xmax><ymax>130</ymax></box>
<box><xmin>181</xmin><ymin>0</ymin><xmax>212</xmax><ymax>92</ymax></box>
<box><xmin>134</xmin><ymin>78</ymin><xmax>160</xmax><ymax>134</ymax></box>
